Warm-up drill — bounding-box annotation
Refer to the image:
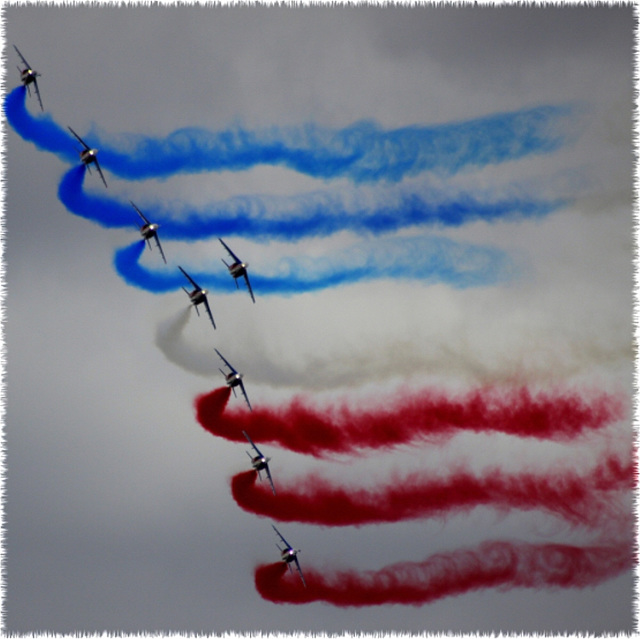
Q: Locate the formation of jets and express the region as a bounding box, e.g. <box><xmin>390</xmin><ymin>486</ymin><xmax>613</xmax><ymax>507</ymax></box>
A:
<box><xmin>15</xmin><ymin>44</ymin><xmax>307</xmax><ymax>588</ymax></box>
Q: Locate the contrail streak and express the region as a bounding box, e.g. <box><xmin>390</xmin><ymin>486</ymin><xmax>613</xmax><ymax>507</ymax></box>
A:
<box><xmin>255</xmin><ymin>538</ymin><xmax>632</xmax><ymax>607</ymax></box>
<box><xmin>195</xmin><ymin>386</ymin><xmax>624</xmax><ymax>457</ymax></box>
<box><xmin>5</xmin><ymin>86</ymin><xmax>577</xmax><ymax>181</ymax></box>
<box><xmin>231</xmin><ymin>453</ymin><xmax>633</xmax><ymax>527</ymax></box>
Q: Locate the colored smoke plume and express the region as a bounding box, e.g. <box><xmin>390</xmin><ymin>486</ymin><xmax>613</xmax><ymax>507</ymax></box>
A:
<box><xmin>4</xmin><ymin>87</ymin><xmax>77</xmax><ymax>162</ymax></box>
<box><xmin>58</xmin><ymin>166</ymin><xmax>135</xmax><ymax>228</ymax></box>
<box><xmin>195</xmin><ymin>385</ymin><xmax>624</xmax><ymax>457</ymax></box>
<box><xmin>198</xmin><ymin>387</ymin><xmax>232</xmax><ymax>421</ymax></box>
<box><xmin>255</xmin><ymin>538</ymin><xmax>633</xmax><ymax>607</ymax></box>
<box><xmin>54</xmin><ymin>162</ymin><xmax>566</xmax><ymax>240</ymax></box>
<box><xmin>154</xmin><ymin>307</ymin><xmax>216</xmax><ymax>377</ymax></box>
<box><xmin>114</xmin><ymin>241</ymin><xmax>192</xmax><ymax>293</ymax></box>
<box><xmin>4</xmin><ymin>85</ymin><xmax>576</xmax><ymax>181</ymax></box>
<box><xmin>114</xmin><ymin>233</ymin><xmax>517</xmax><ymax>295</ymax></box>
<box><xmin>231</xmin><ymin>454</ymin><xmax>633</xmax><ymax>527</ymax></box>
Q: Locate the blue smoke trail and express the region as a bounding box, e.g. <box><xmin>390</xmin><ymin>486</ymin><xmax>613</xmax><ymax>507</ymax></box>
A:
<box><xmin>58</xmin><ymin>165</ymin><xmax>568</xmax><ymax>240</ymax></box>
<box><xmin>58</xmin><ymin>166</ymin><xmax>136</xmax><ymax>227</ymax></box>
<box><xmin>6</xmin><ymin>84</ymin><xmax>577</xmax><ymax>182</ymax></box>
<box><xmin>4</xmin><ymin>87</ymin><xmax>78</xmax><ymax>163</ymax></box>
<box><xmin>95</xmin><ymin>105</ymin><xmax>578</xmax><ymax>182</ymax></box>
<box><xmin>114</xmin><ymin>242</ymin><xmax>188</xmax><ymax>293</ymax></box>
<box><xmin>114</xmin><ymin>235</ymin><xmax>518</xmax><ymax>295</ymax></box>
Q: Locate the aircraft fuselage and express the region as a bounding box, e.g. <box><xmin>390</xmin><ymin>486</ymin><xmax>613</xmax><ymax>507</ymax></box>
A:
<box><xmin>281</xmin><ymin>549</ymin><xmax>297</xmax><ymax>563</ymax></box>
<box><xmin>251</xmin><ymin>456</ymin><xmax>269</xmax><ymax>472</ymax></box>
<box><xmin>80</xmin><ymin>148</ymin><xmax>99</xmax><ymax>165</ymax></box>
<box><xmin>228</xmin><ymin>261</ymin><xmax>248</xmax><ymax>279</ymax></box>
<box><xmin>20</xmin><ymin>69</ymin><xmax>36</xmax><ymax>85</ymax></box>
<box><xmin>140</xmin><ymin>223</ymin><xmax>158</xmax><ymax>240</ymax></box>
<box><xmin>225</xmin><ymin>372</ymin><xmax>243</xmax><ymax>388</ymax></box>
<box><xmin>189</xmin><ymin>289</ymin><xmax>207</xmax><ymax>305</ymax></box>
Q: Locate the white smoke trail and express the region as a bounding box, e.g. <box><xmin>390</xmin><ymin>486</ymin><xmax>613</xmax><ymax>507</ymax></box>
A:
<box><xmin>154</xmin><ymin>307</ymin><xmax>218</xmax><ymax>377</ymax></box>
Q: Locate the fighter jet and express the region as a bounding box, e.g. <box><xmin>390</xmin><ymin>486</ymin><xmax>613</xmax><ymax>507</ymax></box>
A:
<box><xmin>179</xmin><ymin>266</ymin><xmax>216</xmax><ymax>329</ymax></box>
<box><xmin>243</xmin><ymin>430</ymin><xmax>274</xmax><ymax>494</ymax></box>
<box><xmin>215</xmin><ymin>348</ymin><xmax>251</xmax><ymax>411</ymax></box>
<box><xmin>272</xmin><ymin>525</ymin><xmax>306</xmax><ymax>587</ymax></box>
<box><xmin>131</xmin><ymin>201</ymin><xmax>166</xmax><ymax>264</ymax></box>
<box><xmin>68</xmin><ymin>126</ymin><xmax>108</xmax><ymax>188</ymax></box>
<box><xmin>14</xmin><ymin>45</ymin><xmax>43</xmax><ymax>111</ymax></box>
<box><xmin>219</xmin><ymin>238</ymin><xmax>255</xmax><ymax>303</ymax></box>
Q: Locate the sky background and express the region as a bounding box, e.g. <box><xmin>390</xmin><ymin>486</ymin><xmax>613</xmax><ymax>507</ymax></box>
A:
<box><xmin>3</xmin><ymin>2</ymin><xmax>636</xmax><ymax>634</ymax></box>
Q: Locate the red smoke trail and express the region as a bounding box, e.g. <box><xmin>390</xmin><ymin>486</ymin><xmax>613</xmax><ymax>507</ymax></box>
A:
<box><xmin>195</xmin><ymin>385</ymin><xmax>624</xmax><ymax>457</ymax></box>
<box><xmin>255</xmin><ymin>538</ymin><xmax>633</xmax><ymax>607</ymax></box>
<box><xmin>231</xmin><ymin>454</ymin><xmax>634</xmax><ymax>527</ymax></box>
<box><xmin>197</xmin><ymin>386</ymin><xmax>232</xmax><ymax>429</ymax></box>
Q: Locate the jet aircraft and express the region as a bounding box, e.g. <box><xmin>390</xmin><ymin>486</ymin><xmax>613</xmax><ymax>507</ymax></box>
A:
<box><xmin>14</xmin><ymin>45</ymin><xmax>43</xmax><ymax>111</ymax></box>
<box><xmin>243</xmin><ymin>430</ymin><xmax>274</xmax><ymax>494</ymax></box>
<box><xmin>68</xmin><ymin>126</ymin><xmax>108</xmax><ymax>188</ymax></box>
<box><xmin>215</xmin><ymin>348</ymin><xmax>251</xmax><ymax>411</ymax></box>
<box><xmin>272</xmin><ymin>525</ymin><xmax>306</xmax><ymax>587</ymax></box>
<box><xmin>131</xmin><ymin>201</ymin><xmax>166</xmax><ymax>264</ymax></box>
<box><xmin>219</xmin><ymin>238</ymin><xmax>255</xmax><ymax>303</ymax></box>
<box><xmin>178</xmin><ymin>266</ymin><xmax>216</xmax><ymax>329</ymax></box>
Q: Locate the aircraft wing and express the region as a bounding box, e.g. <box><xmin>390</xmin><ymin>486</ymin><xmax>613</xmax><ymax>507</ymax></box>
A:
<box><xmin>293</xmin><ymin>556</ymin><xmax>307</xmax><ymax>588</ymax></box>
<box><xmin>243</xmin><ymin>430</ymin><xmax>262</xmax><ymax>456</ymax></box>
<box><xmin>202</xmin><ymin>295</ymin><xmax>216</xmax><ymax>330</ymax></box>
<box><xmin>32</xmin><ymin>77</ymin><xmax>43</xmax><ymax>111</ymax></box>
<box><xmin>178</xmin><ymin>265</ymin><xmax>200</xmax><ymax>289</ymax></box>
<box><xmin>263</xmin><ymin>461</ymin><xmax>276</xmax><ymax>495</ymax></box>
<box><xmin>154</xmin><ymin>235</ymin><xmax>167</xmax><ymax>264</ymax></box>
<box><xmin>131</xmin><ymin>201</ymin><xmax>150</xmax><ymax>225</ymax></box>
<box><xmin>272</xmin><ymin>525</ymin><xmax>292</xmax><ymax>550</ymax></box>
<box><xmin>219</xmin><ymin>237</ymin><xmax>241</xmax><ymax>263</ymax></box>
<box><xmin>215</xmin><ymin>348</ymin><xmax>237</xmax><ymax>374</ymax></box>
<box><xmin>94</xmin><ymin>158</ymin><xmax>108</xmax><ymax>188</ymax></box>
<box><xmin>13</xmin><ymin>45</ymin><xmax>30</xmax><ymax>69</ymax></box>
<box><xmin>243</xmin><ymin>273</ymin><xmax>256</xmax><ymax>303</ymax></box>
<box><xmin>67</xmin><ymin>126</ymin><xmax>91</xmax><ymax>151</ymax></box>
<box><xmin>238</xmin><ymin>380</ymin><xmax>252</xmax><ymax>411</ymax></box>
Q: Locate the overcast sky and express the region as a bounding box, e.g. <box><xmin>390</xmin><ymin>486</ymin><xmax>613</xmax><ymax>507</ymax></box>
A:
<box><xmin>3</xmin><ymin>2</ymin><xmax>636</xmax><ymax>634</ymax></box>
